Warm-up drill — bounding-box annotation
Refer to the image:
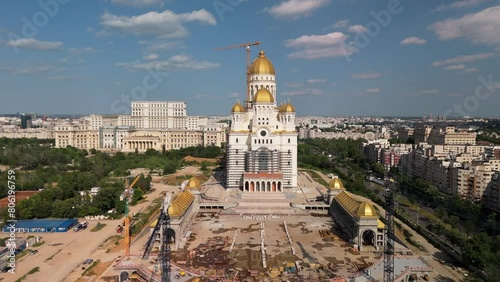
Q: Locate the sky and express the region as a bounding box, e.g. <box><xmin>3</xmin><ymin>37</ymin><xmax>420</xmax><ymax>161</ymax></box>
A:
<box><xmin>0</xmin><ymin>0</ymin><xmax>500</xmax><ymax>117</ymax></box>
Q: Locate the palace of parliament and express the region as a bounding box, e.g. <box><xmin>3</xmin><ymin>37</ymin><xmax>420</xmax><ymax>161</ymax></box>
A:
<box><xmin>0</xmin><ymin>101</ymin><xmax>227</xmax><ymax>152</ymax></box>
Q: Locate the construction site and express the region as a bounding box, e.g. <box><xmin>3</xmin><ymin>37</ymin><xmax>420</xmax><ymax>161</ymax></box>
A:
<box><xmin>91</xmin><ymin>167</ymin><xmax>434</xmax><ymax>282</ymax></box>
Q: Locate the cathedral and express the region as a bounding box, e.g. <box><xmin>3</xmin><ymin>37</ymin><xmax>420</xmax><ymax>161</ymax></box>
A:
<box><xmin>226</xmin><ymin>50</ymin><xmax>298</xmax><ymax>191</ymax></box>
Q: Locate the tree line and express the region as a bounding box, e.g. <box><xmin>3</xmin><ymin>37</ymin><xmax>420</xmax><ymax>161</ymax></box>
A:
<box><xmin>0</xmin><ymin>138</ymin><xmax>222</xmax><ymax>223</ymax></box>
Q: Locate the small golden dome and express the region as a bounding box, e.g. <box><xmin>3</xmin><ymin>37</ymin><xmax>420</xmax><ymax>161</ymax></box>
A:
<box><xmin>328</xmin><ymin>177</ymin><xmax>345</xmax><ymax>190</ymax></box>
<box><xmin>357</xmin><ymin>201</ymin><xmax>377</xmax><ymax>217</ymax></box>
<box><xmin>231</xmin><ymin>101</ymin><xmax>245</xmax><ymax>113</ymax></box>
<box><xmin>249</xmin><ymin>50</ymin><xmax>275</xmax><ymax>75</ymax></box>
<box><xmin>279</xmin><ymin>102</ymin><xmax>295</xmax><ymax>113</ymax></box>
<box><xmin>186</xmin><ymin>177</ymin><xmax>201</xmax><ymax>189</ymax></box>
<box><xmin>253</xmin><ymin>88</ymin><xmax>274</xmax><ymax>103</ymax></box>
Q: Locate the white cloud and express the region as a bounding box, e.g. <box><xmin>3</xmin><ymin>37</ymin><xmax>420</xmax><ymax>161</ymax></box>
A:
<box><xmin>111</xmin><ymin>0</ymin><xmax>164</xmax><ymax>7</ymax></box>
<box><xmin>143</xmin><ymin>53</ymin><xmax>159</xmax><ymax>60</ymax></box>
<box><xmin>307</xmin><ymin>78</ymin><xmax>326</xmax><ymax>84</ymax></box>
<box><xmin>444</xmin><ymin>64</ymin><xmax>466</xmax><ymax>70</ymax></box>
<box><xmin>464</xmin><ymin>67</ymin><xmax>479</xmax><ymax>72</ymax></box>
<box><xmin>67</xmin><ymin>47</ymin><xmax>100</xmax><ymax>55</ymax></box>
<box><xmin>117</xmin><ymin>54</ymin><xmax>220</xmax><ymax>71</ymax></box>
<box><xmin>348</xmin><ymin>25</ymin><xmax>366</xmax><ymax>33</ymax></box>
<box><xmin>139</xmin><ymin>40</ymin><xmax>183</xmax><ymax>52</ymax></box>
<box><xmin>284</xmin><ymin>32</ymin><xmax>354</xmax><ymax>59</ymax></box>
<box><xmin>281</xmin><ymin>88</ymin><xmax>323</xmax><ymax>97</ymax></box>
<box><xmin>6</xmin><ymin>38</ymin><xmax>63</xmax><ymax>51</ymax></box>
<box><xmin>432</xmin><ymin>52</ymin><xmax>494</xmax><ymax>66</ymax></box>
<box><xmin>100</xmin><ymin>9</ymin><xmax>216</xmax><ymax>38</ymax></box>
<box><xmin>352</xmin><ymin>72</ymin><xmax>381</xmax><ymax>79</ymax></box>
<box><xmin>229</xmin><ymin>92</ymin><xmax>240</xmax><ymax>98</ymax></box>
<box><xmin>333</xmin><ymin>19</ymin><xmax>349</xmax><ymax>29</ymax></box>
<box><xmin>433</xmin><ymin>0</ymin><xmax>489</xmax><ymax>12</ymax></box>
<box><xmin>366</xmin><ymin>88</ymin><xmax>380</xmax><ymax>93</ymax></box>
<box><xmin>420</xmin><ymin>89</ymin><xmax>439</xmax><ymax>94</ymax></box>
<box><xmin>266</xmin><ymin>0</ymin><xmax>331</xmax><ymax>18</ymax></box>
<box><xmin>429</xmin><ymin>5</ymin><xmax>500</xmax><ymax>44</ymax></box>
<box><xmin>86</xmin><ymin>27</ymin><xmax>94</xmax><ymax>33</ymax></box>
<box><xmin>400</xmin><ymin>36</ymin><xmax>427</xmax><ymax>45</ymax></box>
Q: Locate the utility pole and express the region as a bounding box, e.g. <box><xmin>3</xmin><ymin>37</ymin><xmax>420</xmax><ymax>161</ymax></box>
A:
<box><xmin>383</xmin><ymin>179</ymin><xmax>396</xmax><ymax>282</ymax></box>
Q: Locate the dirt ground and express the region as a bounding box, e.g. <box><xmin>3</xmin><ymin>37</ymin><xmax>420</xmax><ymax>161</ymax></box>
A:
<box><xmin>175</xmin><ymin>214</ymin><xmax>380</xmax><ymax>279</ymax></box>
<box><xmin>183</xmin><ymin>155</ymin><xmax>218</xmax><ymax>163</ymax></box>
<box><xmin>0</xmin><ymin>191</ymin><xmax>40</xmax><ymax>209</ymax></box>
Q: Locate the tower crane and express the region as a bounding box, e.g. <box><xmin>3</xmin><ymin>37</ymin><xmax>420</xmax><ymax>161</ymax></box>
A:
<box><xmin>121</xmin><ymin>174</ymin><xmax>141</xmax><ymax>257</ymax></box>
<box><xmin>143</xmin><ymin>193</ymin><xmax>172</xmax><ymax>282</ymax></box>
<box><xmin>214</xmin><ymin>41</ymin><xmax>261</xmax><ymax>102</ymax></box>
<box><xmin>383</xmin><ymin>179</ymin><xmax>396</xmax><ymax>282</ymax></box>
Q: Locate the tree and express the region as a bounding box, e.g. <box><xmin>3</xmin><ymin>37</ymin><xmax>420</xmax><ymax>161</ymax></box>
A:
<box><xmin>370</xmin><ymin>163</ymin><xmax>386</xmax><ymax>178</ymax></box>
<box><xmin>408</xmin><ymin>197</ymin><xmax>416</xmax><ymax>210</ymax></box>
<box><xmin>201</xmin><ymin>161</ymin><xmax>208</xmax><ymax>171</ymax></box>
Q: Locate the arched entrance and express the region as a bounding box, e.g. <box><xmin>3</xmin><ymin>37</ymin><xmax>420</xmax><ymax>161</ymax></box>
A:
<box><xmin>361</xmin><ymin>230</ymin><xmax>375</xmax><ymax>247</ymax></box>
<box><xmin>166</xmin><ymin>228</ymin><xmax>176</xmax><ymax>243</ymax></box>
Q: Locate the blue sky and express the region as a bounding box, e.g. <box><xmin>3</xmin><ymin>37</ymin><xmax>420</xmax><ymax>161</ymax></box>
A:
<box><xmin>0</xmin><ymin>0</ymin><xmax>499</xmax><ymax>117</ymax></box>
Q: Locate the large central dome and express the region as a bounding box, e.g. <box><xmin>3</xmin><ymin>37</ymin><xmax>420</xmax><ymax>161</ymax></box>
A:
<box><xmin>249</xmin><ymin>50</ymin><xmax>275</xmax><ymax>75</ymax></box>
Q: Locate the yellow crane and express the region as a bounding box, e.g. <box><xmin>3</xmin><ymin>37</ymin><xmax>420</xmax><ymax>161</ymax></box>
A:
<box><xmin>121</xmin><ymin>174</ymin><xmax>141</xmax><ymax>256</ymax></box>
<box><xmin>214</xmin><ymin>41</ymin><xmax>261</xmax><ymax>102</ymax></box>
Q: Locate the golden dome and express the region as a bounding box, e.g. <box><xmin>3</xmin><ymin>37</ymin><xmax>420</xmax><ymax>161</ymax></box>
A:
<box><xmin>253</xmin><ymin>88</ymin><xmax>274</xmax><ymax>103</ymax></box>
<box><xmin>328</xmin><ymin>177</ymin><xmax>345</xmax><ymax>190</ymax></box>
<box><xmin>231</xmin><ymin>101</ymin><xmax>245</xmax><ymax>113</ymax></box>
<box><xmin>279</xmin><ymin>102</ymin><xmax>295</xmax><ymax>113</ymax></box>
<box><xmin>168</xmin><ymin>190</ymin><xmax>194</xmax><ymax>217</ymax></box>
<box><xmin>357</xmin><ymin>201</ymin><xmax>377</xmax><ymax>218</ymax></box>
<box><xmin>186</xmin><ymin>177</ymin><xmax>201</xmax><ymax>189</ymax></box>
<box><xmin>249</xmin><ymin>50</ymin><xmax>275</xmax><ymax>75</ymax></box>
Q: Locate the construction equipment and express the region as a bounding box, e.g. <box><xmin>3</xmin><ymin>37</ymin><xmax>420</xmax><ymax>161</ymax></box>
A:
<box><xmin>214</xmin><ymin>41</ymin><xmax>261</xmax><ymax>101</ymax></box>
<box><xmin>121</xmin><ymin>175</ymin><xmax>141</xmax><ymax>256</ymax></box>
<box><xmin>383</xmin><ymin>179</ymin><xmax>396</xmax><ymax>282</ymax></box>
<box><xmin>143</xmin><ymin>193</ymin><xmax>172</xmax><ymax>282</ymax></box>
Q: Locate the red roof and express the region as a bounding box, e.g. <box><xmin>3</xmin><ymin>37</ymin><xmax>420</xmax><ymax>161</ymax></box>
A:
<box><xmin>243</xmin><ymin>172</ymin><xmax>283</xmax><ymax>179</ymax></box>
<box><xmin>0</xmin><ymin>191</ymin><xmax>40</xmax><ymax>209</ymax></box>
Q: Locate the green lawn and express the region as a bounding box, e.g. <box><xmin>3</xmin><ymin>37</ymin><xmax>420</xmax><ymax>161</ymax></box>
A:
<box><xmin>90</xmin><ymin>222</ymin><xmax>106</xmax><ymax>232</ymax></box>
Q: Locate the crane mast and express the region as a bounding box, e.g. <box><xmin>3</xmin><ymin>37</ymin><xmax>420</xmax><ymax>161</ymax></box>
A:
<box><xmin>383</xmin><ymin>179</ymin><xmax>396</xmax><ymax>282</ymax></box>
<box><xmin>143</xmin><ymin>194</ymin><xmax>172</xmax><ymax>282</ymax></box>
<box><xmin>121</xmin><ymin>175</ymin><xmax>141</xmax><ymax>257</ymax></box>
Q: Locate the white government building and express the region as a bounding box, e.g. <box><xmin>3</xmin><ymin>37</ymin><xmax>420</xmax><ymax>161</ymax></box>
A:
<box><xmin>49</xmin><ymin>101</ymin><xmax>227</xmax><ymax>151</ymax></box>
<box><xmin>226</xmin><ymin>50</ymin><xmax>298</xmax><ymax>190</ymax></box>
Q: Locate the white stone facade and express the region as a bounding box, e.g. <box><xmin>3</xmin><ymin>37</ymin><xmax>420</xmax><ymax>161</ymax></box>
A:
<box><xmin>226</xmin><ymin>51</ymin><xmax>298</xmax><ymax>191</ymax></box>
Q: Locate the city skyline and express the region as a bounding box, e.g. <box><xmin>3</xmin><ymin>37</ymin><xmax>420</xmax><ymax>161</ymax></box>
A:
<box><xmin>1</xmin><ymin>0</ymin><xmax>500</xmax><ymax>117</ymax></box>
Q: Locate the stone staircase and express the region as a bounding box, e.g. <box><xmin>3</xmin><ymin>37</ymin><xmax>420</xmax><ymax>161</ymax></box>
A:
<box><xmin>223</xmin><ymin>193</ymin><xmax>308</xmax><ymax>215</ymax></box>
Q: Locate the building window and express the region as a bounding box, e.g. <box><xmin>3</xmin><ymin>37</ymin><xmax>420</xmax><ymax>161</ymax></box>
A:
<box><xmin>236</xmin><ymin>138</ymin><xmax>238</xmax><ymax>143</ymax></box>
<box><xmin>288</xmin><ymin>138</ymin><xmax>290</xmax><ymax>143</ymax></box>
